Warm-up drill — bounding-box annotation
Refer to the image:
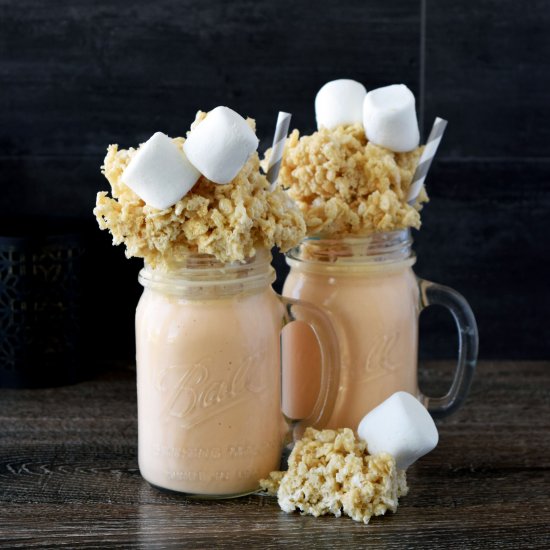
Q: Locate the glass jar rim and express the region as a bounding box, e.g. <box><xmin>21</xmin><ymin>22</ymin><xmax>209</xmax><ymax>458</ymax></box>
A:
<box><xmin>138</xmin><ymin>249</ymin><xmax>275</xmax><ymax>297</ymax></box>
<box><xmin>286</xmin><ymin>229</ymin><xmax>416</xmax><ymax>272</ymax></box>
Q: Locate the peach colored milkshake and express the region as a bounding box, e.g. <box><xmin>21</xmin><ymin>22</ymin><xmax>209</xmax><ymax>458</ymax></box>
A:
<box><xmin>135</xmin><ymin>258</ymin><xmax>287</xmax><ymax>495</ymax></box>
<box><xmin>266</xmin><ymin>101</ymin><xmax>425</xmax><ymax>429</ymax></box>
<box><xmin>283</xmin><ymin>234</ymin><xmax>419</xmax><ymax>429</ymax></box>
<box><xmin>271</xmin><ymin>80</ymin><xmax>477</xmax><ymax>428</ymax></box>
<box><xmin>93</xmin><ymin>107</ymin><xmax>343</xmax><ymax>496</ymax></box>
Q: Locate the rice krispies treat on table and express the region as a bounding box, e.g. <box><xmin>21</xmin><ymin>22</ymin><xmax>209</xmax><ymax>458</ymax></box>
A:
<box><xmin>263</xmin><ymin>124</ymin><xmax>426</xmax><ymax>238</ymax></box>
<box><xmin>260</xmin><ymin>427</ymin><xmax>408</xmax><ymax>524</ymax></box>
<box><xmin>94</xmin><ymin>112</ymin><xmax>306</xmax><ymax>268</ymax></box>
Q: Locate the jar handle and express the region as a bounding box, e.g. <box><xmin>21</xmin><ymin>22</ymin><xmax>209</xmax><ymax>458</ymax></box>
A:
<box><xmin>278</xmin><ymin>296</ymin><xmax>340</xmax><ymax>433</ymax></box>
<box><xmin>418</xmin><ymin>279</ymin><xmax>478</xmax><ymax>418</ymax></box>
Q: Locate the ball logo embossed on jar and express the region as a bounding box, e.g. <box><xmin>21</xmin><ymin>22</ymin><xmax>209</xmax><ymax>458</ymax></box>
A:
<box><xmin>157</xmin><ymin>351</ymin><xmax>268</xmax><ymax>429</ymax></box>
<box><xmin>136</xmin><ymin>250</ymin><xmax>340</xmax><ymax>496</ymax></box>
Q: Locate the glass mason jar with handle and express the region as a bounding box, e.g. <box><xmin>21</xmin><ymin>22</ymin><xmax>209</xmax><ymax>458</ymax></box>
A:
<box><xmin>283</xmin><ymin>229</ymin><xmax>478</xmax><ymax>429</ymax></box>
<box><xmin>135</xmin><ymin>249</ymin><xmax>339</xmax><ymax>498</ymax></box>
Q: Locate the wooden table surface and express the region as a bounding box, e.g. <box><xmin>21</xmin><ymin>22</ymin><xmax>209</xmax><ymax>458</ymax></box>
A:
<box><xmin>0</xmin><ymin>361</ymin><xmax>548</xmax><ymax>548</ymax></box>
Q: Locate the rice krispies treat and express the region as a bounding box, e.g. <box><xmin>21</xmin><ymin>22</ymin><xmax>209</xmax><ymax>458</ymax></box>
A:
<box><xmin>264</xmin><ymin>124</ymin><xmax>427</xmax><ymax>237</ymax></box>
<box><xmin>259</xmin><ymin>427</ymin><xmax>408</xmax><ymax>524</ymax></box>
<box><xmin>94</xmin><ymin>113</ymin><xmax>306</xmax><ymax>267</ymax></box>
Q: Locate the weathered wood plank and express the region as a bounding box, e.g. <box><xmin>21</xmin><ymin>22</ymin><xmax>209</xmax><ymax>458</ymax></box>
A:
<box><xmin>414</xmin><ymin>160</ymin><xmax>550</xmax><ymax>358</ymax></box>
<box><xmin>1</xmin><ymin>0</ymin><xmax>549</xmax><ymax>362</ymax></box>
<box><xmin>0</xmin><ymin>361</ymin><xmax>548</xmax><ymax>547</ymax></box>
<box><xmin>0</xmin><ymin>498</ymin><xmax>547</xmax><ymax>548</ymax></box>
<box><xmin>0</xmin><ymin>155</ymin><xmax>548</xmax><ymax>361</ymax></box>
<box><xmin>0</xmin><ymin>0</ymin><xmax>420</xmax><ymax>156</ymax></box>
<box><xmin>423</xmin><ymin>0</ymin><xmax>550</xmax><ymax>157</ymax></box>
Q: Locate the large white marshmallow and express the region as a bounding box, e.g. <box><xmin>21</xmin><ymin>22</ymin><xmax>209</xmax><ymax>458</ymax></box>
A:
<box><xmin>357</xmin><ymin>391</ymin><xmax>438</xmax><ymax>470</ymax></box>
<box><xmin>315</xmin><ymin>79</ymin><xmax>367</xmax><ymax>130</ymax></box>
<box><xmin>121</xmin><ymin>132</ymin><xmax>200</xmax><ymax>210</ymax></box>
<box><xmin>183</xmin><ymin>106</ymin><xmax>259</xmax><ymax>185</ymax></box>
<box><xmin>363</xmin><ymin>84</ymin><xmax>420</xmax><ymax>152</ymax></box>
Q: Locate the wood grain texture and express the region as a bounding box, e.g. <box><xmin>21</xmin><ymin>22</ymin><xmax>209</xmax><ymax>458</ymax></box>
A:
<box><xmin>0</xmin><ymin>361</ymin><xmax>549</xmax><ymax>548</ymax></box>
<box><xmin>0</xmin><ymin>157</ymin><xmax>103</xmax><ymax>219</ymax></box>
<box><xmin>0</xmin><ymin>0</ymin><xmax>420</xmax><ymax>159</ymax></box>
<box><xmin>417</xmin><ymin>0</ymin><xmax>550</xmax><ymax>358</ymax></box>
<box><xmin>1</xmin><ymin>0</ymin><xmax>549</xmax><ymax>360</ymax></box>
<box><xmin>423</xmin><ymin>0</ymin><xmax>550</xmax><ymax>158</ymax></box>
<box><xmin>414</xmin><ymin>159</ymin><xmax>550</xmax><ymax>359</ymax></box>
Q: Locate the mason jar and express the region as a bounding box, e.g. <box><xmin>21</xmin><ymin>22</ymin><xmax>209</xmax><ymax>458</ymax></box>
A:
<box><xmin>283</xmin><ymin>229</ymin><xmax>478</xmax><ymax>429</ymax></box>
<box><xmin>135</xmin><ymin>249</ymin><xmax>339</xmax><ymax>498</ymax></box>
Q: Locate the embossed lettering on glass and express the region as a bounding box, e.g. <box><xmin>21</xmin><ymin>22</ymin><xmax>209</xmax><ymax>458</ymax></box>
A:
<box><xmin>283</xmin><ymin>230</ymin><xmax>478</xmax><ymax>429</ymax></box>
<box><xmin>136</xmin><ymin>250</ymin><xmax>339</xmax><ymax>498</ymax></box>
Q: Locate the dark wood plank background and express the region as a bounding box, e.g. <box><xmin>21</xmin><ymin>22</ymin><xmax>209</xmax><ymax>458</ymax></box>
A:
<box><xmin>0</xmin><ymin>0</ymin><xmax>548</xmax><ymax>362</ymax></box>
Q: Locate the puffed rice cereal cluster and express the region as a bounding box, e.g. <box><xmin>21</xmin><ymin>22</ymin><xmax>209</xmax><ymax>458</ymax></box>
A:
<box><xmin>94</xmin><ymin>113</ymin><xmax>306</xmax><ymax>268</ymax></box>
<box><xmin>259</xmin><ymin>427</ymin><xmax>408</xmax><ymax>524</ymax></box>
<box><xmin>265</xmin><ymin>124</ymin><xmax>426</xmax><ymax>237</ymax></box>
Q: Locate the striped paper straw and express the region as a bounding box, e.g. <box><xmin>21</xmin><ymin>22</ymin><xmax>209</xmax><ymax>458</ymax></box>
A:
<box><xmin>267</xmin><ymin>111</ymin><xmax>292</xmax><ymax>191</ymax></box>
<box><xmin>407</xmin><ymin>117</ymin><xmax>448</xmax><ymax>205</ymax></box>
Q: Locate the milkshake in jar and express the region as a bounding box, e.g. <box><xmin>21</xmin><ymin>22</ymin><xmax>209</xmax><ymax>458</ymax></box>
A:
<box><xmin>94</xmin><ymin>107</ymin><xmax>339</xmax><ymax>497</ymax></box>
<box><xmin>270</xmin><ymin>80</ymin><xmax>478</xmax><ymax>429</ymax></box>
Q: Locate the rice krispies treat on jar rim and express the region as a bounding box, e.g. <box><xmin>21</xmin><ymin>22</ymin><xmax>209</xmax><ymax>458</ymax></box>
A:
<box><xmin>263</xmin><ymin>124</ymin><xmax>426</xmax><ymax>238</ymax></box>
<box><xmin>94</xmin><ymin>112</ymin><xmax>306</xmax><ymax>268</ymax></box>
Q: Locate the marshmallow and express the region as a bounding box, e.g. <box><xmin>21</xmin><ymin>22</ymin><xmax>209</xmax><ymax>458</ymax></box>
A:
<box><xmin>121</xmin><ymin>132</ymin><xmax>200</xmax><ymax>210</ymax></box>
<box><xmin>183</xmin><ymin>106</ymin><xmax>259</xmax><ymax>185</ymax></box>
<box><xmin>363</xmin><ymin>84</ymin><xmax>420</xmax><ymax>152</ymax></box>
<box><xmin>357</xmin><ymin>391</ymin><xmax>438</xmax><ymax>470</ymax></box>
<box><xmin>315</xmin><ymin>79</ymin><xmax>367</xmax><ymax>130</ymax></box>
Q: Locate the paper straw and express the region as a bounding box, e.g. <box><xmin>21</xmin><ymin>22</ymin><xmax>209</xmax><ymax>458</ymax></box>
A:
<box><xmin>267</xmin><ymin>111</ymin><xmax>292</xmax><ymax>191</ymax></box>
<box><xmin>407</xmin><ymin>117</ymin><xmax>448</xmax><ymax>204</ymax></box>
